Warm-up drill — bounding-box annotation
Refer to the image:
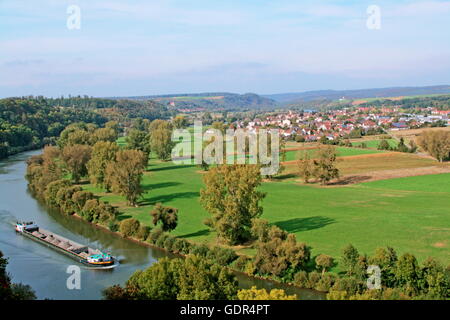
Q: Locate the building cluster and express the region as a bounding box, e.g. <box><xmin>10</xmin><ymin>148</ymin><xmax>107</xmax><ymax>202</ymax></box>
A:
<box><xmin>234</xmin><ymin>107</ymin><xmax>450</xmax><ymax>141</ymax></box>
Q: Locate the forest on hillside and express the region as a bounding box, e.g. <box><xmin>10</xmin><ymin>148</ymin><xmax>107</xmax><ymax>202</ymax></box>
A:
<box><xmin>0</xmin><ymin>97</ymin><xmax>173</xmax><ymax>159</ymax></box>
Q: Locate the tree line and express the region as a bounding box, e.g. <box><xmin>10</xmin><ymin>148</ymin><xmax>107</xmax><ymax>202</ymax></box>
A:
<box><xmin>0</xmin><ymin>96</ymin><xmax>174</xmax><ymax>159</ymax></box>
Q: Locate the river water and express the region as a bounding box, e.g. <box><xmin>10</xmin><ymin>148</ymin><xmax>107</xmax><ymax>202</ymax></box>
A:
<box><xmin>0</xmin><ymin>150</ymin><xmax>324</xmax><ymax>300</ymax></box>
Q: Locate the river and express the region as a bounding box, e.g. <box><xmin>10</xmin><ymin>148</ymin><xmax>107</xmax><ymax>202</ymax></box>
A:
<box><xmin>0</xmin><ymin>150</ymin><xmax>324</xmax><ymax>300</ymax></box>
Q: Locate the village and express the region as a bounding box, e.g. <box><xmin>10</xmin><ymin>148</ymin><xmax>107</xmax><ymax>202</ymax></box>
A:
<box><xmin>235</xmin><ymin>106</ymin><xmax>450</xmax><ymax>142</ymax></box>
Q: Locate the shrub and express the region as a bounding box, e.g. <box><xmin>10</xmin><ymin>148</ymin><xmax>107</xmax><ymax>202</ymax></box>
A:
<box><xmin>244</xmin><ymin>261</ymin><xmax>256</xmax><ymax>276</ymax></box>
<box><xmin>136</xmin><ymin>225</ymin><xmax>151</xmax><ymax>241</ymax></box>
<box><xmin>315</xmin><ymin>273</ymin><xmax>337</xmax><ymax>292</ymax></box>
<box><xmin>81</xmin><ymin>199</ymin><xmax>100</xmax><ymax>222</ymax></box>
<box><xmin>72</xmin><ymin>190</ymin><xmax>95</xmax><ymax>212</ymax></box>
<box><xmin>307</xmin><ymin>271</ymin><xmax>321</xmax><ymax>289</ymax></box>
<box><xmin>148</xmin><ymin>228</ymin><xmax>163</xmax><ymax>244</ymax></box>
<box><xmin>250</xmin><ymin>218</ymin><xmax>270</xmax><ymax>242</ymax></box>
<box><xmin>155</xmin><ymin>233</ymin><xmax>169</xmax><ymax>248</ymax></box>
<box><xmin>108</xmin><ymin>221</ymin><xmax>119</xmax><ymax>232</ymax></box>
<box><xmin>119</xmin><ymin>218</ymin><xmax>140</xmax><ymax>237</ymax></box>
<box><xmin>234</xmin><ymin>256</ymin><xmax>251</xmax><ymax>272</ymax></box>
<box><xmin>293</xmin><ymin>271</ymin><xmax>309</xmax><ymax>288</ymax></box>
<box><xmin>163</xmin><ymin>236</ymin><xmax>176</xmax><ymax>251</ymax></box>
<box><xmin>331</xmin><ymin>277</ymin><xmax>362</xmax><ymax>296</ymax></box>
<box><xmin>172</xmin><ymin>238</ymin><xmax>191</xmax><ymax>254</ymax></box>
<box><xmin>207</xmin><ymin>247</ymin><xmax>238</xmax><ymax>266</ymax></box>
<box><xmin>189</xmin><ymin>243</ymin><xmax>209</xmax><ymax>257</ymax></box>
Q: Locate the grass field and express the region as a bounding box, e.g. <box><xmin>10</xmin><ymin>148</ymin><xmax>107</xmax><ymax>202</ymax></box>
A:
<box><xmin>351</xmin><ymin>139</ymin><xmax>397</xmax><ymax>149</ymax></box>
<box><xmin>82</xmin><ymin>148</ymin><xmax>450</xmax><ymax>265</ymax></box>
<box><xmin>282</xmin><ymin>146</ymin><xmax>385</xmax><ymax>162</ymax></box>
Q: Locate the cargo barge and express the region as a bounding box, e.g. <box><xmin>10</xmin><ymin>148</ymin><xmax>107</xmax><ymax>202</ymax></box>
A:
<box><xmin>15</xmin><ymin>222</ymin><xmax>117</xmax><ymax>268</ymax></box>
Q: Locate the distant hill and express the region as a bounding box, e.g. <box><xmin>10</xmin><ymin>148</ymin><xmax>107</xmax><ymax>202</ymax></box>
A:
<box><xmin>264</xmin><ymin>85</ymin><xmax>450</xmax><ymax>104</ymax></box>
<box><xmin>111</xmin><ymin>92</ymin><xmax>277</xmax><ymax>111</ymax></box>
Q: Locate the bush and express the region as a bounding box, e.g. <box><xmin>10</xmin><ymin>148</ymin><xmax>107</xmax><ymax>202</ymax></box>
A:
<box><xmin>155</xmin><ymin>233</ymin><xmax>169</xmax><ymax>248</ymax></box>
<box><xmin>172</xmin><ymin>238</ymin><xmax>191</xmax><ymax>254</ymax></box>
<box><xmin>81</xmin><ymin>199</ymin><xmax>99</xmax><ymax>222</ymax></box>
<box><xmin>244</xmin><ymin>261</ymin><xmax>256</xmax><ymax>276</ymax></box>
<box><xmin>207</xmin><ymin>247</ymin><xmax>238</xmax><ymax>266</ymax></box>
<box><xmin>293</xmin><ymin>271</ymin><xmax>309</xmax><ymax>288</ymax></box>
<box><xmin>331</xmin><ymin>277</ymin><xmax>362</xmax><ymax>296</ymax></box>
<box><xmin>189</xmin><ymin>243</ymin><xmax>209</xmax><ymax>257</ymax></box>
<box><xmin>315</xmin><ymin>273</ymin><xmax>337</xmax><ymax>292</ymax></box>
<box><xmin>119</xmin><ymin>218</ymin><xmax>140</xmax><ymax>237</ymax></box>
<box><xmin>148</xmin><ymin>228</ymin><xmax>163</xmax><ymax>244</ymax></box>
<box><xmin>108</xmin><ymin>221</ymin><xmax>119</xmax><ymax>232</ymax></box>
<box><xmin>163</xmin><ymin>236</ymin><xmax>176</xmax><ymax>251</ymax></box>
<box><xmin>136</xmin><ymin>225</ymin><xmax>151</xmax><ymax>241</ymax></box>
<box><xmin>234</xmin><ymin>256</ymin><xmax>251</xmax><ymax>272</ymax></box>
<box><xmin>307</xmin><ymin>271</ymin><xmax>321</xmax><ymax>289</ymax></box>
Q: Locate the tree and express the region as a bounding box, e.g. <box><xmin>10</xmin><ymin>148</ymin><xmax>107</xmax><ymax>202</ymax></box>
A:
<box><xmin>421</xmin><ymin>257</ymin><xmax>450</xmax><ymax>299</ymax></box>
<box><xmin>1</xmin><ymin>250</ymin><xmax>36</xmax><ymax>300</ymax></box>
<box><xmin>105</xmin><ymin>149</ymin><xmax>146</xmax><ymax>206</ymax></box>
<box><xmin>395</xmin><ymin>253</ymin><xmax>421</xmax><ymax>295</ymax></box>
<box><xmin>237</xmin><ymin>286</ymin><xmax>297</xmax><ymax>300</ymax></box>
<box><xmin>200</xmin><ymin>164</ymin><xmax>266</xmax><ymax>245</ymax></box>
<box><xmin>396</xmin><ymin>137</ymin><xmax>410</xmax><ymax>153</ymax></box>
<box><xmin>150</xmin><ymin>120</ymin><xmax>174</xmax><ymax>160</ymax></box>
<box><xmin>254</xmin><ymin>226</ymin><xmax>311</xmax><ymax>279</ymax></box>
<box><xmin>312</xmin><ymin>145</ymin><xmax>340</xmax><ymax>185</ymax></box>
<box><xmin>119</xmin><ymin>218</ymin><xmax>141</xmax><ymax>237</ymax></box>
<box><xmin>378</xmin><ymin>139</ymin><xmax>391</xmax><ymax>150</ymax></box>
<box><xmin>87</xmin><ymin>141</ymin><xmax>119</xmax><ymax>190</ymax></box>
<box><xmin>316</xmin><ymin>254</ymin><xmax>334</xmax><ymax>275</ymax></box>
<box><xmin>250</xmin><ymin>218</ymin><xmax>270</xmax><ymax>242</ymax></box>
<box><xmin>150</xmin><ymin>203</ymin><xmax>178</xmax><ymax>232</ymax></box>
<box><xmin>297</xmin><ymin>150</ymin><xmax>314</xmax><ymax>183</ymax></box>
<box><xmin>369</xmin><ymin>247</ymin><xmax>397</xmax><ymax>287</ymax></box>
<box><xmin>417</xmin><ymin>130</ymin><xmax>450</xmax><ymax>162</ymax></box>
<box><xmin>61</xmin><ymin>144</ymin><xmax>92</xmax><ymax>183</ymax></box>
<box><xmin>173</xmin><ymin>115</ymin><xmax>188</xmax><ymax>129</ymax></box>
<box><xmin>341</xmin><ymin>244</ymin><xmax>360</xmax><ymax>277</ymax></box>
<box><xmin>92</xmin><ymin>127</ymin><xmax>118</xmax><ymax>143</ymax></box>
<box><xmin>26</xmin><ymin>145</ymin><xmax>62</xmax><ymax>196</ymax></box>
<box><xmin>126</xmin><ymin>128</ymin><xmax>150</xmax><ymax>155</ymax></box>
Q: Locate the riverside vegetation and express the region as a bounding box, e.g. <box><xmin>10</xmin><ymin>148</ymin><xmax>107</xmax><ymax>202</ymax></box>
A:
<box><xmin>24</xmin><ymin>119</ymin><xmax>450</xmax><ymax>300</ymax></box>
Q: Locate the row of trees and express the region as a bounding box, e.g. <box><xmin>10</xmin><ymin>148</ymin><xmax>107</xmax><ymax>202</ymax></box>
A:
<box><xmin>27</xmin><ymin>123</ymin><xmax>148</xmax><ymax>207</ymax></box>
<box><xmin>102</xmin><ymin>254</ymin><xmax>296</xmax><ymax>300</ymax></box>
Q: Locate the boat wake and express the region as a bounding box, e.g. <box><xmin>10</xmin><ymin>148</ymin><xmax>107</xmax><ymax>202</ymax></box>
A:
<box><xmin>82</xmin><ymin>260</ymin><xmax>120</xmax><ymax>270</ymax></box>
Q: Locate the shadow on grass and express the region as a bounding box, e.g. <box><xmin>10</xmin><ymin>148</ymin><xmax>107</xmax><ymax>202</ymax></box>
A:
<box><xmin>149</xmin><ymin>164</ymin><xmax>196</xmax><ymax>172</ymax></box>
<box><xmin>139</xmin><ymin>191</ymin><xmax>199</xmax><ymax>206</ymax></box>
<box><xmin>274</xmin><ymin>216</ymin><xmax>335</xmax><ymax>233</ymax></box>
<box><xmin>116</xmin><ymin>214</ymin><xmax>132</xmax><ymax>221</ymax></box>
<box><xmin>328</xmin><ymin>175</ymin><xmax>372</xmax><ymax>186</ymax></box>
<box><xmin>272</xmin><ymin>173</ymin><xmax>298</xmax><ymax>180</ymax></box>
<box><xmin>142</xmin><ymin>182</ymin><xmax>182</xmax><ymax>192</ymax></box>
<box><xmin>178</xmin><ymin>229</ymin><xmax>211</xmax><ymax>239</ymax></box>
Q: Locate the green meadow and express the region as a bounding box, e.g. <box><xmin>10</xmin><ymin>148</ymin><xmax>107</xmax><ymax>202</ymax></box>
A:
<box><xmin>283</xmin><ymin>146</ymin><xmax>385</xmax><ymax>161</ymax></box>
<box><xmin>83</xmin><ymin>153</ymin><xmax>450</xmax><ymax>265</ymax></box>
<box><xmin>352</xmin><ymin>139</ymin><xmax>398</xmax><ymax>149</ymax></box>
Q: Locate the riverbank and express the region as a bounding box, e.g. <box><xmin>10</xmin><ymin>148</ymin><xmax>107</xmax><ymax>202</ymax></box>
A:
<box><xmin>1</xmin><ymin>150</ymin><xmax>324</xmax><ymax>299</ymax></box>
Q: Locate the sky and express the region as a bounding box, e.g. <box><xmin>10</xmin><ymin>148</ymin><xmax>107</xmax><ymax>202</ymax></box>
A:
<box><xmin>1</xmin><ymin>0</ymin><xmax>450</xmax><ymax>97</ymax></box>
